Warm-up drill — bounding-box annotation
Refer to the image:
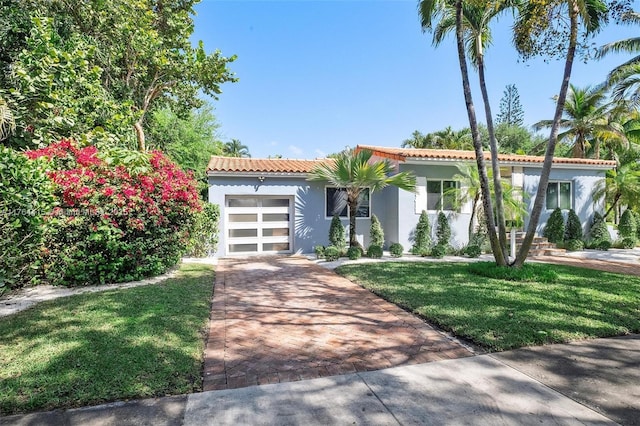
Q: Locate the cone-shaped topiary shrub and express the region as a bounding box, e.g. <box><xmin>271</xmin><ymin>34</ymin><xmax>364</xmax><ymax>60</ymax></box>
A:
<box><xmin>619</xmin><ymin>209</ymin><xmax>637</xmax><ymax>240</ymax></box>
<box><xmin>564</xmin><ymin>209</ymin><xmax>583</xmax><ymax>242</ymax></box>
<box><xmin>369</xmin><ymin>214</ymin><xmax>384</xmax><ymax>248</ymax></box>
<box><xmin>411</xmin><ymin>210</ymin><xmax>431</xmax><ymax>255</ymax></box>
<box><xmin>329</xmin><ymin>215</ymin><xmax>346</xmax><ymax>250</ymax></box>
<box><xmin>588</xmin><ymin>212</ymin><xmax>611</xmax><ymax>245</ymax></box>
<box><xmin>543</xmin><ymin>207</ymin><xmax>565</xmax><ymax>243</ymax></box>
<box><xmin>436</xmin><ymin>211</ymin><xmax>451</xmax><ymax>247</ymax></box>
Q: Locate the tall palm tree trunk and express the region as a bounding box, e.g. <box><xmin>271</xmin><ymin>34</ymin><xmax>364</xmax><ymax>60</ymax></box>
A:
<box><xmin>468</xmin><ymin>193</ymin><xmax>480</xmax><ymax>241</ymax></box>
<box><xmin>514</xmin><ymin>1</ymin><xmax>579</xmax><ymax>267</ymax></box>
<box><xmin>348</xmin><ymin>197</ymin><xmax>361</xmax><ymax>249</ymax></box>
<box><xmin>477</xmin><ymin>44</ymin><xmax>509</xmax><ymax>261</ymax></box>
<box><xmin>454</xmin><ymin>0</ymin><xmax>507</xmax><ymax>266</ymax></box>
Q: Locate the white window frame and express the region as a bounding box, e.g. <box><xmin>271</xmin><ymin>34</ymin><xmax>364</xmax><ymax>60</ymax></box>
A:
<box><xmin>324</xmin><ymin>186</ymin><xmax>371</xmax><ymax>219</ymax></box>
<box><xmin>546</xmin><ymin>181</ymin><xmax>572</xmax><ymax>211</ymax></box>
<box><xmin>426</xmin><ymin>179</ymin><xmax>459</xmax><ymax>212</ymax></box>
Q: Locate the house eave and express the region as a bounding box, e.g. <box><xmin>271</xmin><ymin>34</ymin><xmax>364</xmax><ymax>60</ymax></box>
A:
<box><xmin>402</xmin><ymin>157</ymin><xmax>615</xmax><ymax>171</ymax></box>
<box><xmin>207</xmin><ymin>171</ymin><xmax>310</xmax><ymax>178</ymax></box>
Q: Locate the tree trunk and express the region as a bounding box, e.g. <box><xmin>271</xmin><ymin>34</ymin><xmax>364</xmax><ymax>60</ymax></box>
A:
<box><xmin>468</xmin><ymin>194</ymin><xmax>480</xmax><ymax>241</ymax></box>
<box><xmin>477</xmin><ymin>47</ymin><xmax>509</xmax><ymax>262</ymax></box>
<box><xmin>514</xmin><ymin>2</ymin><xmax>579</xmax><ymax>267</ymax></box>
<box><xmin>603</xmin><ymin>193</ymin><xmax>621</xmax><ymax>219</ymax></box>
<box><xmin>454</xmin><ymin>0</ymin><xmax>506</xmax><ymax>266</ymax></box>
<box><xmin>572</xmin><ymin>135</ymin><xmax>585</xmax><ymax>158</ymax></box>
<box><xmin>134</xmin><ymin>120</ymin><xmax>146</xmax><ymax>152</ymax></box>
<box><xmin>348</xmin><ymin>196</ymin><xmax>360</xmax><ymax>249</ymax></box>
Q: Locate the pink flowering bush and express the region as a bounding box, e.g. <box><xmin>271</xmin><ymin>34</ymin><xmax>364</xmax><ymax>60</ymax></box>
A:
<box><xmin>26</xmin><ymin>140</ymin><xmax>202</xmax><ymax>285</ymax></box>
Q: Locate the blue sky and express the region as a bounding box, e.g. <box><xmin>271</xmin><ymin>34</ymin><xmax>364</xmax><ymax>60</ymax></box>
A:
<box><xmin>192</xmin><ymin>0</ymin><xmax>639</xmax><ymax>159</ymax></box>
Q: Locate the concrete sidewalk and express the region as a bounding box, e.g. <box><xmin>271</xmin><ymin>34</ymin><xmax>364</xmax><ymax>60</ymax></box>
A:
<box><xmin>3</xmin><ymin>335</ymin><xmax>638</xmax><ymax>425</ymax></box>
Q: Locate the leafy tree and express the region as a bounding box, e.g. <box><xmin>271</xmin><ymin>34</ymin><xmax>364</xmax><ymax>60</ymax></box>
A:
<box><xmin>412</xmin><ymin>210</ymin><xmax>432</xmax><ymax>254</ymax></box>
<box><xmin>564</xmin><ymin>209</ymin><xmax>583</xmax><ymax>241</ymax></box>
<box><xmin>497</xmin><ymin>84</ymin><xmax>525</xmax><ymax>126</ymax></box>
<box><xmin>1</xmin><ymin>18</ymin><xmax>135</xmax><ymax>150</ymax></box>
<box><xmin>223</xmin><ymin>139</ymin><xmax>251</xmax><ymax>158</ymax></box>
<box><xmin>329</xmin><ymin>215</ymin><xmax>346</xmax><ymax>250</ymax></box>
<box><xmin>493</xmin><ymin>123</ymin><xmax>546</xmax><ymax>155</ymax></box>
<box><xmin>593</xmin><ymin>148</ymin><xmax>640</xmax><ymax>219</ymax></box>
<box><xmin>147</xmin><ymin>105</ymin><xmax>223</xmax><ymax>174</ymax></box>
<box><xmin>534</xmin><ymin>84</ymin><xmax>624</xmax><ymax>159</ymax></box>
<box><xmin>588</xmin><ymin>211</ymin><xmax>612</xmax><ymax>244</ymax></box>
<box><xmin>436</xmin><ymin>211</ymin><xmax>451</xmax><ymax>246</ymax></box>
<box><xmin>0</xmin><ymin>0</ymin><xmax>236</xmax><ymax>151</ymax></box>
<box><xmin>401</xmin><ymin>127</ymin><xmax>472</xmax><ymax>149</ymax></box>
<box><xmin>369</xmin><ymin>214</ymin><xmax>384</xmax><ymax>247</ymax></box>
<box><xmin>513</xmin><ymin>0</ymin><xmax>608</xmax><ymax>267</ymax></box>
<box><xmin>618</xmin><ymin>209</ymin><xmax>637</xmax><ymax>239</ymax></box>
<box><xmin>543</xmin><ymin>208</ymin><xmax>565</xmax><ymax>243</ymax></box>
<box><xmin>308</xmin><ymin>148</ymin><xmax>415</xmax><ymax>248</ymax></box>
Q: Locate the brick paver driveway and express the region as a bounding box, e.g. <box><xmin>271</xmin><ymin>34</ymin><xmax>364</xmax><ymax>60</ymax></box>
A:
<box><xmin>203</xmin><ymin>256</ymin><xmax>473</xmax><ymax>391</ymax></box>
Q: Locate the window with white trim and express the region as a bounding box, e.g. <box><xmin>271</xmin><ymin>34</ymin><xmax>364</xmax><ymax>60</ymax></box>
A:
<box><xmin>546</xmin><ymin>181</ymin><xmax>572</xmax><ymax>210</ymax></box>
<box><xmin>325</xmin><ymin>187</ymin><xmax>370</xmax><ymax>218</ymax></box>
<box><xmin>426</xmin><ymin>180</ymin><xmax>458</xmax><ymax>211</ymax></box>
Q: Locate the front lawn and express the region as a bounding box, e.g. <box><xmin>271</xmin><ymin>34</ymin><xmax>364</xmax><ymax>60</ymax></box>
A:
<box><xmin>0</xmin><ymin>263</ymin><xmax>215</xmax><ymax>415</ymax></box>
<box><xmin>337</xmin><ymin>262</ymin><xmax>640</xmax><ymax>351</ymax></box>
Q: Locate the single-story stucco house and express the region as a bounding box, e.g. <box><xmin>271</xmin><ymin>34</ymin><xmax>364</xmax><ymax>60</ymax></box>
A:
<box><xmin>207</xmin><ymin>145</ymin><xmax>616</xmax><ymax>257</ymax></box>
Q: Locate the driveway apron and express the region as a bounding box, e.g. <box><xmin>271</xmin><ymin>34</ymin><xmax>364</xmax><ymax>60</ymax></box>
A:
<box><xmin>203</xmin><ymin>256</ymin><xmax>472</xmax><ymax>391</ymax></box>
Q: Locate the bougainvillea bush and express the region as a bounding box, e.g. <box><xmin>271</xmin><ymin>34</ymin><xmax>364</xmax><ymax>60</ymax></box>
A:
<box><xmin>26</xmin><ymin>140</ymin><xmax>202</xmax><ymax>286</ymax></box>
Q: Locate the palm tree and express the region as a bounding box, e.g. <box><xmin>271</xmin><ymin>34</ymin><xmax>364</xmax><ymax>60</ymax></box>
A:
<box><xmin>419</xmin><ymin>0</ymin><xmax>512</xmax><ymax>265</ymax></box>
<box><xmin>512</xmin><ymin>0</ymin><xmax>607</xmax><ymax>267</ymax></box>
<box><xmin>593</xmin><ymin>148</ymin><xmax>640</xmax><ymax>220</ymax></box>
<box><xmin>534</xmin><ymin>85</ymin><xmax>625</xmax><ymax>159</ymax></box>
<box><xmin>597</xmin><ymin>11</ymin><xmax>640</xmax><ymax>106</ymax></box>
<box><xmin>401</xmin><ymin>130</ymin><xmax>433</xmax><ymax>148</ymax></box>
<box><xmin>432</xmin><ymin>126</ymin><xmax>473</xmax><ymax>149</ymax></box>
<box><xmin>223</xmin><ymin>139</ymin><xmax>251</xmax><ymax>158</ymax></box>
<box><xmin>308</xmin><ymin>148</ymin><xmax>416</xmax><ymax>249</ymax></box>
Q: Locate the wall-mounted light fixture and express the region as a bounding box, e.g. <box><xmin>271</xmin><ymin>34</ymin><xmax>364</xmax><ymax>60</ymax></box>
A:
<box><xmin>257</xmin><ymin>176</ymin><xmax>265</xmax><ymax>183</ymax></box>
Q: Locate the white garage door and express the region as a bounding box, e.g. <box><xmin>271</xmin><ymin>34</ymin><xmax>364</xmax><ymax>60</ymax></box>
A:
<box><xmin>226</xmin><ymin>196</ymin><xmax>293</xmax><ymax>255</ymax></box>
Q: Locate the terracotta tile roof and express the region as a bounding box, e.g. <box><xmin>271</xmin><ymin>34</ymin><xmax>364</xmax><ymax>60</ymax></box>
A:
<box><xmin>206</xmin><ymin>156</ymin><xmax>331</xmax><ymax>174</ymax></box>
<box><xmin>356</xmin><ymin>145</ymin><xmax>617</xmax><ymax>167</ymax></box>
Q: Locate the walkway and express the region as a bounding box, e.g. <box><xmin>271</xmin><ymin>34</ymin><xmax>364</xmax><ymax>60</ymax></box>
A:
<box><xmin>202</xmin><ymin>256</ymin><xmax>472</xmax><ymax>391</ymax></box>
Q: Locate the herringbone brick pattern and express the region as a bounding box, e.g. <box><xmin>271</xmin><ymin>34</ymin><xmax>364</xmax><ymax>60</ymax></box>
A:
<box><xmin>202</xmin><ymin>256</ymin><xmax>472</xmax><ymax>391</ymax></box>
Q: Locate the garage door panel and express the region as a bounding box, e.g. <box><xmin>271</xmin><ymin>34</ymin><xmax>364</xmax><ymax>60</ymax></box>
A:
<box><xmin>226</xmin><ymin>196</ymin><xmax>293</xmax><ymax>255</ymax></box>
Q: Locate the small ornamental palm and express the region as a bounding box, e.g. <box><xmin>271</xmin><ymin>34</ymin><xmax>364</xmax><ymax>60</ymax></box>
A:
<box><xmin>308</xmin><ymin>148</ymin><xmax>416</xmax><ymax>248</ymax></box>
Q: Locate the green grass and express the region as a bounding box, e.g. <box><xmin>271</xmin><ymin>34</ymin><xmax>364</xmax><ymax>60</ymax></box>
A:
<box><xmin>337</xmin><ymin>262</ymin><xmax>640</xmax><ymax>352</ymax></box>
<box><xmin>0</xmin><ymin>263</ymin><xmax>214</xmax><ymax>415</ymax></box>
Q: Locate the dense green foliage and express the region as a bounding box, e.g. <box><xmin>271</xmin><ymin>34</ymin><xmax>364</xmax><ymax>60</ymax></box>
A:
<box><xmin>464</xmin><ymin>244</ymin><xmax>482</xmax><ymax>258</ymax></box>
<box><xmin>329</xmin><ymin>215</ymin><xmax>346</xmax><ymax>249</ymax></box>
<box><xmin>564</xmin><ymin>209</ymin><xmax>583</xmax><ymax>242</ymax></box>
<box><xmin>389</xmin><ymin>243</ymin><xmax>404</xmax><ymax>257</ymax></box>
<box><xmin>468</xmin><ymin>262</ymin><xmax>558</xmax><ymax>283</ymax></box>
<box><xmin>411</xmin><ymin>210</ymin><xmax>431</xmax><ymax>255</ymax></box>
<box><xmin>620</xmin><ymin>237</ymin><xmax>637</xmax><ymax>248</ymax></box>
<box><xmin>0</xmin><ymin>263</ymin><xmax>214</xmax><ymax>415</ymax></box>
<box><xmin>347</xmin><ymin>246</ymin><xmax>362</xmax><ymax>260</ymax></box>
<box><xmin>27</xmin><ymin>140</ymin><xmax>201</xmax><ymax>286</ymax></box>
<box><xmin>0</xmin><ymin>147</ymin><xmax>54</xmax><ymax>292</ymax></box>
<box><xmin>185</xmin><ymin>203</ymin><xmax>220</xmax><ymax>257</ymax></box>
<box><xmin>588</xmin><ymin>211</ymin><xmax>612</xmax><ymax>245</ymax></box>
<box><xmin>314</xmin><ymin>245</ymin><xmax>325</xmax><ymax>259</ymax></box>
<box><xmin>324</xmin><ymin>245</ymin><xmax>341</xmax><ymax>261</ymax></box>
<box><xmin>430</xmin><ymin>244</ymin><xmax>446</xmax><ymax>259</ymax></box>
<box><xmin>543</xmin><ymin>208</ymin><xmax>565</xmax><ymax>243</ymax></box>
<box><xmin>337</xmin><ymin>262</ymin><xmax>640</xmax><ymax>351</ymax></box>
<box><xmin>436</xmin><ymin>211</ymin><xmax>451</xmax><ymax>247</ymax></box>
<box><xmin>565</xmin><ymin>239</ymin><xmax>585</xmax><ymax>251</ymax></box>
<box><xmin>369</xmin><ymin>214</ymin><xmax>384</xmax><ymax>248</ymax></box>
<box><xmin>496</xmin><ymin>84</ymin><xmax>525</xmax><ymax>126</ymax></box>
<box><xmin>618</xmin><ymin>209</ymin><xmax>637</xmax><ymax>239</ymax></box>
<box><xmin>367</xmin><ymin>244</ymin><xmax>383</xmax><ymax>259</ymax></box>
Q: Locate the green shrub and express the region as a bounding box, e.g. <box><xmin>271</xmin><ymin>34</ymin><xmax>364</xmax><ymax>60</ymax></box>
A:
<box><xmin>588</xmin><ymin>212</ymin><xmax>611</xmax><ymax>244</ymax></box>
<box><xmin>389</xmin><ymin>243</ymin><xmax>404</xmax><ymax>257</ymax></box>
<box><xmin>620</xmin><ymin>237</ymin><xmax>637</xmax><ymax>249</ymax></box>
<box><xmin>595</xmin><ymin>240</ymin><xmax>611</xmax><ymax>251</ymax></box>
<box><xmin>431</xmin><ymin>244</ymin><xmax>446</xmax><ymax>259</ymax></box>
<box><xmin>636</xmin><ymin>211</ymin><xmax>640</xmax><ymax>240</ymax></box>
<box><xmin>564</xmin><ymin>209</ymin><xmax>583</xmax><ymax>242</ymax></box>
<box><xmin>324</xmin><ymin>245</ymin><xmax>341</xmax><ymax>261</ymax></box>
<box><xmin>464</xmin><ymin>244</ymin><xmax>482</xmax><ymax>258</ymax></box>
<box><xmin>367</xmin><ymin>244</ymin><xmax>383</xmax><ymax>259</ymax></box>
<box><xmin>329</xmin><ymin>215</ymin><xmax>346</xmax><ymax>250</ymax></box>
<box><xmin>27</xmin><ymin>140</ymin><xmax>201</xmax><ymax>286</ymax></box>
<box><xmin>411</xmin><ymin>210</ymin><xmax>431</xmax><ymax>254</ymax></box>
<box><xmin>347</xmin><ymin>246</ymin><xmax>362</xmax><ymax>260</ymax></box>
<box><xmin>619</xmin><ymin>209</ymin><xmax>637</xmax><ymax>239</ymax></box>
<box><xmin>564</xmin><ymin>239</ymin><xmax>584</xmax><ymax>252</ymax></box>
<box><xmin>436</xmin><ymin>212</ymin><xmax>451</xmax><ymax>247</ymax></box>
<box><xmin>543</xmin><ymin>207</ymin><xmax>565</xmax><ymax>243</ymax></box>
<box><xmin>314</xmin><ymin>245</ymin><xmax>325</xmax><ymax>259</ymax></box>
<box><xmin>468</xmin><ymin>262</ymin><xmax>558</xmax><ymax>283</ymax></box>
<box><xmin>369</xmin><ymin>214</ymin><xmax>384</xmax><ymax>248</ymax></box>
<box><xmin>0</xmin><ymin>146</ymin><xmax>55</xmax><ymax>292</ymax></box>
<box><xmin>185</xmin><ymin>203</ymin><xmax>219</xmax><ymax>257</ymax></box>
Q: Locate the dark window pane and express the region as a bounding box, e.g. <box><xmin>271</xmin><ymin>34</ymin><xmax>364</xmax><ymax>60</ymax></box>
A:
<box><xmin>262</xmin><ymin>198</ymin><xmax>289</xmax><ymax>208</ymax></box>
<box><xmin>559</xmin><ymin>182</ymin><xmax>571</xmax><ymax>210</ymax></box>
<box><xmin>263</xmin><ymin>213</ymin><xmax>289</xmax><ymax>222</ymax></box>
<box><xmin>442</xmin><ymin>180</ymin><xmax>457</xmax><ymax>211</ymax></box>
<box><xmin>229</xmin><ymin>229</ymin><xmax>257</xmax><ymax>238</ymax></box>
<box><xmin>263</xmin><ymin>243</ymin><xmax>290</xmax><ymax>251</ymax></box>
<box><xmin>326</xmin><ymin>188</ymin><xmax>348</xmax><ymax>217</ymax></box>
<box><xmin>262</xmin><ymin>228</ymin><xmax>289</xmax><ymax>237</ymax></box>
<box><xmin>546</xmin><ymin>183</ymin><xmax>558</xmax><ymax>210</ymax></box>
<box><xmin>355</xmin><ymin>189</ymin><xmax>370</xmax><ymax>217</ymax></box>
<box><xmin>229</xmin><ymin>244</ymin><xmax>257</xmax><ymax>253</ymax></box>
<box><xmin>426</xmin><ymin>181</ymin><xmax>441</xmax><ymax>210</ymax></box>
<box><xmin>228</xmin><ymin>198</ymin><xmax>258</xmax><ymax>208</ymax></box>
